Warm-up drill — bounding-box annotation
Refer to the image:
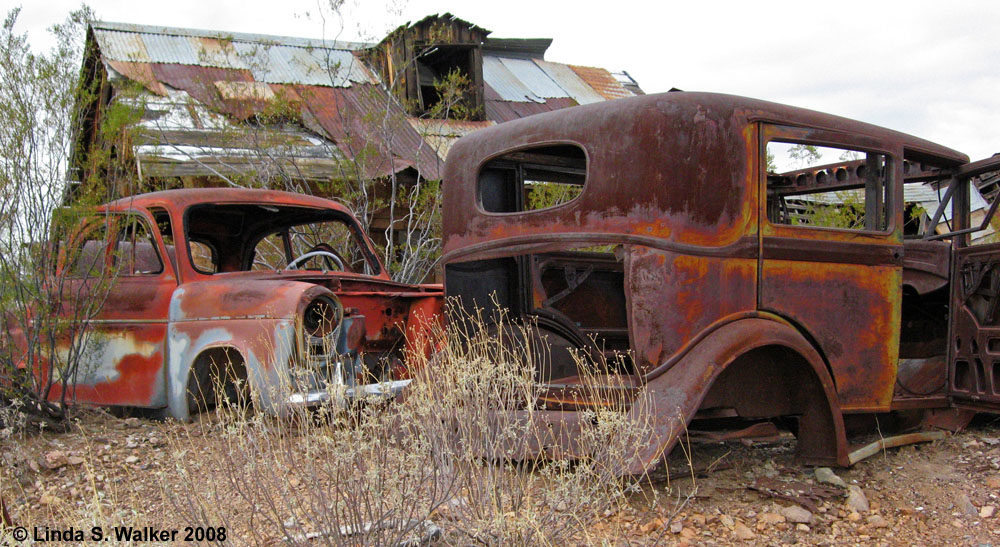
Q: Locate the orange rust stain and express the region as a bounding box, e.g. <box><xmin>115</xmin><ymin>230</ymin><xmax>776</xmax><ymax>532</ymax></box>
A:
<box><xmin>761</xmin><ymin>261</ymin><xmax>900</xmax><ymax>409</ymax></box>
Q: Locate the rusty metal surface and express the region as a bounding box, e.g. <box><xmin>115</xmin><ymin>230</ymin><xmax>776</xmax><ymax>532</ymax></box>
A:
<box><xmin>483</xmin><ymin>83</ymin><xmax>579</xmax><ymax>123</ymax></box>
<box><xmin>440</xmin><ymin>91</ymin><xmax>977</xmax><ymax>474</ymax></box>
<box><xmin>93</xmin><ymin>22</ymin><xmax>372</xmax><ymax>86</ymax></box>
<box><xmin>34</xmin><ymin>188</ymin><xmax>442</xmax><ymax>420</ymax></box>
<box><xmin>568</xmin><ymin>65</ymin><xmax>637</xmax><ymax>100</ymax></box>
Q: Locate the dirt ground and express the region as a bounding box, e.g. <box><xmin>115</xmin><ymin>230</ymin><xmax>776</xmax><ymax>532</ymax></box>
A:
<box><xmin>3</xmin><ymin>412</ymin><xmax>999</xmax><ymax>546</ymax></box>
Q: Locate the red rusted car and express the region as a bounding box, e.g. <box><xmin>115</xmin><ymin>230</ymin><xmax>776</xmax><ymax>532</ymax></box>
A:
<box><xmin>441</xmin><ymin>91</ymin><xmax>1000</xmax><ymax>473</ymax></box>
<box><xmin>32</xmin><ymin>188</ymin><xmax>441</xmax><ymax>421</ymax></box>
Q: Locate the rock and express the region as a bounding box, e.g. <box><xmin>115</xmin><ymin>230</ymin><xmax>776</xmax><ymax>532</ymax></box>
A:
<box><xmin>757</xmin><ymin>512</ymin><xmax>786</xmax><ymax>526</ymax></box>
<box><xmin>719</xmin><ymin>514</ymin><xmax>735</xmax><ymax>529</ymax></box>
<box><xmin>815</xmin><ymin>467</ymin><xmax>847</xmax><ymax>488</ymax></box>
<box><xmin>66</xmin><ymin>455</ymin><xmax>85</xmax><ymax>466</ymax></box>
<box><xmin>289</xmin><ymin>477</ymin><xmax>301</xmax><ymax>488</ymax></box>
<box><xmin>988</xmin><ymin>477</ymin><xmax>1000</xmax><ymax>489</ymax></box>
<box><xmin>680</xmin><ymin>527</ymin><xmax>696</xmax><ymax>539</ymax></box>
<box><xmin>981</xmin><ymin>436</ymin><xmax>999</xmax><ymax>445</ymax></box>
<box><xmin>796</xmin><ymin>523</ymin><xmax>810</xmax><ymax>532</ymax></box>
<box><xmin>846</xmin><ymin>485</ymin><xmax>870</xmax><ymax>513</ymax></box>
<box><xmin>868</xmin><ymin>515</ymin><xmax>889</xmax><ymax>528</ymax></box>
<box><xmin>956</xmin><ymin>493</ymin><xmax>978</xmax><ymax>517</ymax></box>
<box><xmin>847</xmin><ymin>511</ymin><xmax>862</xmax><ymax>522</ymax></box>
<box><xmin>124</xmin><ymin>417</ymin><xmax>140</xmax><ymax>428</ymax></box>
<box><xmin>43</xmin><ymin>450</ymin><xmax>68</xmax><ymax>469</ymax></box>
<box><xmin>124</xmin><ymin>455</ymin><xmax>139</xmax><ymax>464</ymax></box>
<box><xmin>39</xmin><ymin>493</ymin><xmax>62</xmax><ymax>506</ymax></box>
<box><xmin>554</xmin><ymin>500</ymin><xmax>568</xmax><ymax>512</ymax></box>
<box><xmin>780</xmin><ymin>505</ymin><xmax>813</xmax><ymax>524</ymax></box>
<box><xmin>640</xmin><ymin>518</ymin><xmax>663</xmax><ymax>533</ymax></box>
<box><xmin>732</xmin><ymin>522</ymin><xmax>755</xmax><ymax>540</ymax></box>
<box><xmin>981</xmin><ymin>505</ymin><xmax>996</xmax><ymax>519</ymax></box>
<box><xmin>669</xmin><ymin>521</ymin><xmax>683</xmax><ymax>534</ymax></box>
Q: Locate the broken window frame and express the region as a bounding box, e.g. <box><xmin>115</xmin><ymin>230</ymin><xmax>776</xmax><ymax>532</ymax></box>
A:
<box><xmin>477</xmin><ymin>143</ymin><xmax>589</xmax><ymax>216</ymax></box>
<box><xmin>761</xmin><ymin>124</ymin><xmax>900</xmax><ymax>238</ymax></box>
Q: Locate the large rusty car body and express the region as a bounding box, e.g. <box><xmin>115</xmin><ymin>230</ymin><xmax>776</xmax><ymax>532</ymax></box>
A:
<box><xmin>441</xmin><ymin>91</ymin><xmax>1000</xmax><ymax>474</ymax></box>
<box><xmin>27</xmin><ymin>188</ymin><xmax>442</xmax><ymax>420</ymax></box>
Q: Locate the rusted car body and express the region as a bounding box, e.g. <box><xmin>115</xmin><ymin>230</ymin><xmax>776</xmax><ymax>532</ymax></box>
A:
<box><xmin>27</xmin><ymin>188</ymin><xmax>441</xmax><ymax>421</ymax></box>
<box><xmin>441</xmin><ymin>91</ymin><xmax>1000</xmax><ymax>473</ymax></box>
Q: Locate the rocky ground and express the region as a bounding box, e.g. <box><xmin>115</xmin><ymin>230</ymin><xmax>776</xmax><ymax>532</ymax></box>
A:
<box><xmin>3</xmin><ymin>413</ymin><xmax>999</xmax><ymax>545</ymax></box>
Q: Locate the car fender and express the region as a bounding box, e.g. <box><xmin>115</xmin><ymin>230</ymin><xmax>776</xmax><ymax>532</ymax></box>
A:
<box><xmin>623</xmin><ymin>316</ymin><xmax>848</xmax><ymax>474</ymax></box>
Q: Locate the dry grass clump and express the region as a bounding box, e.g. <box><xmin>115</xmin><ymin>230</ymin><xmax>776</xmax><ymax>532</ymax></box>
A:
<box><xmin>161</xmin><ymin>305</ymin><xmax>658</xmax><ymax>545</ymax></box>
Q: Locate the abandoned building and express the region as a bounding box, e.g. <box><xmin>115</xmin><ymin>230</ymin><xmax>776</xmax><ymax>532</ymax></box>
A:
<box><xmin>67</xmin><ymin>13</ymin><xmax>643</xmax><ymax>277</ymax></box>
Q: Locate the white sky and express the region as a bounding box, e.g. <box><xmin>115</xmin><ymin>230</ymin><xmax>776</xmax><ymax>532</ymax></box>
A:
<box><xmin>11</xmin><ymin>0</ymin><xmax>1000</xmax><ymax>160</ymax></box>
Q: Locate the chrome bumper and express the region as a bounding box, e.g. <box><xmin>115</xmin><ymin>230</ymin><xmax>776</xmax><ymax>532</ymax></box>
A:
<box><xmin>286</xmin><ymin>379</ymin><xmax>412</xmax><ymax>406</ymax></box>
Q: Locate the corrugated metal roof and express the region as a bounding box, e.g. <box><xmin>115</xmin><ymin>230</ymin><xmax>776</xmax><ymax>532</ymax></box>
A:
<box><xmin>533</xmin><ymin>60</ymin><xmax>604</xmax><ymax>105</ymax></box>
<box><xmin>96</xmin><ymin>30</ymin><xmax>150</xmax><ymax>63</ymax></box>
<box><xmin>482</xmin><ymin>56</ymin><xmax>544</xmax><ymax>103</ymax></box>
<box><xmin>497</xmin><ymin>58</ymin><xmax>568</xmax><ymax>100</ymax></box>
<box><xmin>409</xmin><ymin>118</ymin><xmax>495</xmax><ymax>160</ymax></box>
<box><xmin>484</xmin><ymin>83</ymin><xmax>578</xmax><ymax>123</ymax></box>
<box><xmin>570</xmin><ymin>65</ymin><xmax>635</xmax><ymax>100</ymax></box>
<box><xmin>93</xmin><ymin>21</ymin><xmax>370</xmax><ymax>50</ymax></box>
<box><xmin>294</xmin><ymin>84</ymin><xmax>444</xmax><ymax>179</ymax></box>
<box><xmin>239</xmin><ymin>44</ymin><xmax>371</xmax><ymax>86</ymax></box>
<box><xmin>93</xmin><ymin>24</ymin><xmax>373</xmax><ymax>87</ymax></box>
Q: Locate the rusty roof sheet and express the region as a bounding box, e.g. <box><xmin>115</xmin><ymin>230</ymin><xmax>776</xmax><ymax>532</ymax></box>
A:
<box><xmin>533</xmin><ymin>60</ymin><xmax>605</xmax><ymax>105</ymax></box>
<box><xmin>293</xmin><ymin>84</ymin><xmax>444</xmax><ymax>180</ymax></box>
<box><xmin>569</xmin><ymin>65</ymin><xmax>636</xmax><ymax>100</ymax></box>
<box><xmin>93</xmin><ymin>22</ymin><xmax>373</xmax><ymax>87</ymax></box>
<box><xmin>483</xmin><ymin>83</ymin><xmax>578</xmax><ymax>123</ymax></box>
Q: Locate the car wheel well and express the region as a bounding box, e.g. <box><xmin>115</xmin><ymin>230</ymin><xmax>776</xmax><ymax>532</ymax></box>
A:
<box><xmin>701</xmin><ymin>344</ymin><xmax>842</xmax><ymax>464</ymax></box>
<box><xmin>186</xmin><ymin>347</ymin><xmax>249</xmax><ymax>415</ymax></box>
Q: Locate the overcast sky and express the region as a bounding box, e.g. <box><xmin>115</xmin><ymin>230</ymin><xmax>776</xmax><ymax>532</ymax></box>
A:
<box><xmin>11</xmin><ymin>0</ymin><xmax>1000</xmax><ymax>160</ymax></box>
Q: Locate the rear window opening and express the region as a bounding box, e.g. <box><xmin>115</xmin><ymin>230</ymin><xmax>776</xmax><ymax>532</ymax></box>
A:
<box><xmin>478</xmin><ymin>144</ymin><xmax>587</xmax><ymax>213</ymax></box>
<box><xmin>765</xmin><ymin>140</ymin><xmax>892</xmax><ymax>233</ymax></box>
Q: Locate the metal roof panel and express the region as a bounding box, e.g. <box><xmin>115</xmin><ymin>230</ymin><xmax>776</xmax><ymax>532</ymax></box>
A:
<box><xmin>95</xmin><ymin>30</ymin><xmax>150</xmax><ymax>63</ymax></box>
<box><xmin>533</xmin><ymin>60</ymin><xmax>604</xmax><ymax>105</ymax></box>
<box><xmin>482</xmin><ymin>56</ymin><xmax>543</xmax><ymax>103</ymax></box>
<box><xmin>140</xmin><ymin>33</ymin><xmax>201</xmax><ymax>65</ymax></box>
<box><xmin>570</xmin><ymin>65</ymin><xmax>634</xmax><ymax>100</ymax></box>
<box><xmin>497</xmin><ymin>58</ymin><xmax>568</xmax><ymax>100</ymax></box>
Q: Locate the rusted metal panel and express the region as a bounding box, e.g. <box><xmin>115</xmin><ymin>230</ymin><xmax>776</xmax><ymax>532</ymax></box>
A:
<box><xmin>568</xmin><ymin>65</ymin><xmax>636</xmax><ymax>100</ymax></box>
<box><xmin>483</xmin><ymin>88</ymin><xmax>578</xmax><ymax>123</ymax></box>
<box><xmin>149</xmin><ymin>63</ymin><xmax>257</xmax><ymax>119</ymax></box>
<box><xmin>294</xmin><ymin>84</ymin><xmax>444</xmax><ymax>179</ymax></box>
<box><xmin>104</xmin><ymin>60</ymin><xmax>168</xmax><ymax>95</ymax></box>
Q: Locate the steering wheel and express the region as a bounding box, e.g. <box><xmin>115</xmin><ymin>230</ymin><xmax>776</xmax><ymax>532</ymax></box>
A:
<box><xmin>285</xmin><ymin>250</ymin><xmax>344</xmax><ymax>271</ymax></box>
